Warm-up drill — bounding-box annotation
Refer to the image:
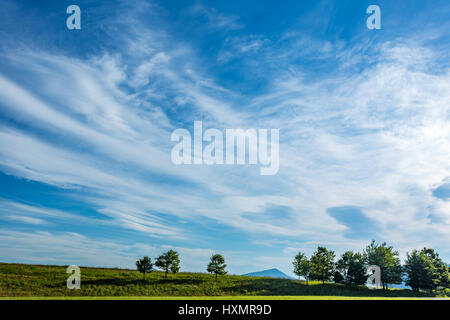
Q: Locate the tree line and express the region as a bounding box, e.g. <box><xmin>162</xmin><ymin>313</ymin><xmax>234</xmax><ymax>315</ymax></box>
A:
<box><xmin>136</xmin><ymin>251</ymin><xmax>227</xmax><ymax>281</ymax></box>
<box><xmin>293</xmin><ymin>240</ymin><xmax>450</xmax><ymax>292</ymax></box>
<box><xmin>135</xmin><ymin>241</ymin><xmax>449</xmax><ymax>293</ymax></box>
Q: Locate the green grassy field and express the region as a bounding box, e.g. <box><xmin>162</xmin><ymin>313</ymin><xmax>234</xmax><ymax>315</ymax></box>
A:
<box><xmin>0</xmin><ymin>296</ymin><xmax>438</xmax><ymax>300</ymax></box>
<box><xmin>0</xmin><ymin>262</ymin><xmax>446</xmax><ymax>299</ymax></box>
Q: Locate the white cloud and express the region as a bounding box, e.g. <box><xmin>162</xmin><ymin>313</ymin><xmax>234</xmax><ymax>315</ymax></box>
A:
<box><xmin>0</xmin><ymin>3</ymin><xmax>449</xmax><ymax>269</ymax></box>
<box><xmin>5</xmin><ymin>215</ymin><xmax>47</xmax><ymax>225</ymax></box>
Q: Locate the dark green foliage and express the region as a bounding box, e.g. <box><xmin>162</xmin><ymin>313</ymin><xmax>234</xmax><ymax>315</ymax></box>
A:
<box><xmin>292</xmin><ymin>252</ymin><xmax>312</xmax><ymax>285</ymax></box>
<box><xmin>155</xmin><ymin>250</ymin><xmax>180</xmax><ymax>279</ymax></box>
<box><xmin>437</xmin><ymin>263</ymin><xmax>450</xmax><ymax>290</ymax></box>
<box><xmin>336</xmin><ymin>251</ymin><xmax>368</xmax><ymax>287</ymax></box>
<box><xmin>0</xmin><ymin>263</ymin><xmax>441</xmax><ymax>297</ymax></box>
<box><xmin>404</xmin><ymin>248</ymin><xmax>450</xmax><ymax>292</ymax></box>
<box><xmin>333</xmin><ymin>271</ymin><xmax>344</xmax><ymax>284</ymax></box>
<box><xmin>136</xmin><ymin>256</ymin><xmax>153</xmax><ymax>279</ymax></box>
<box><xmin>310</xmin><ymin>246</ymin><xmax>335</xmax><ymax>285</ymax></box>
<box><xmin>404</xmin><ymin>250</ymin><xmax>422</xmax><ymax>291</ymax></box>
<box><xmin>364</xmin><ymin>240</ymin><xmax>402</xmax><ymax>290</ymax></box>
<box><xmin>206</xmin><ymin>254</ymin><xmax>227</xmax><ymax>280</ymax></box>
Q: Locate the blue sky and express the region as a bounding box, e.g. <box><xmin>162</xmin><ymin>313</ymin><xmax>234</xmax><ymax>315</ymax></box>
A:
<box><xmin>0</xmin><ymin>0</ymin><xmax>449</xmax><ymax>276</ymax></box>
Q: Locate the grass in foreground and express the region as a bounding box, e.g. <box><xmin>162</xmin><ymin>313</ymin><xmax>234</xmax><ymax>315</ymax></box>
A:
<box><xmin>0</xmin><ymin>263</ymin><xmax>445</xmax><ymax>298</ymax></box>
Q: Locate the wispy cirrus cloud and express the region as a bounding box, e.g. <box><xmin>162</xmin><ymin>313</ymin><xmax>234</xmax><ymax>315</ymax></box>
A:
<box><xmin>187</xmin><ymin>4</ymin><xmax>244</xmax><ymax>31</ymax></box>
<box><xmin>0</xmin><ymin>0</ymin><xmax>449</xmax><ymax>275</ymax></box>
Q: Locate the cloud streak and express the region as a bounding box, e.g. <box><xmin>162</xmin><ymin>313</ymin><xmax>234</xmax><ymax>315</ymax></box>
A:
<box><xmin>0</xmin><ymin>0</ymin><xmax>449</xmax><ymax>274</ymax></box>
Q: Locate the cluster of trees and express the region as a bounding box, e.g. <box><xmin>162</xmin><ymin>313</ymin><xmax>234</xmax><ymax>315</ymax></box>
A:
<box><xmin>136</xmin><ymin>251</ymin><xmax>228</xmax><ymax>281</ymax></box>
<box><xmin>293</xmin><ymin>240</ymin><xmax>450</xmax><ymax>292</ymax></box>
<box><xmin>136</xmin><ymin>249</ymin><xmax>180</xmax><ymax>279</ymax></box>
<box><xmin>404</xmin><ymin>248</ymin><xmax>450</xmax><ymax>292</ymax></box>
<box><xmin>135</xmin><ymin>242</ymin><xmax>449</xmax><ymax>293</ymax></box>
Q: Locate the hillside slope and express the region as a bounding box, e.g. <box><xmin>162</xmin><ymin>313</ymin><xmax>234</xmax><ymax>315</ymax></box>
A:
<box><xmin>0</xmin><ymin>263</ymin><xmax>440</xmax><ymax>298</ymax></box>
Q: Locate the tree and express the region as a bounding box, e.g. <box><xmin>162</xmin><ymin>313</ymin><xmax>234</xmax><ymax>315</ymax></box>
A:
<box><xmin>292</xmin><ymin>252</ymin><xmax>312</xmax><ymax>285</ymax></box>
<box><xmin>336</xmin><ymin>251</ymin><xmax>368</xmax><ymax>288</ymax></box>
<box><xmin>333</xmin><ymin>270</ymin><xmax>344</xmax><ymax>284</ymax></box>
<box><xmin>404</xmin><ymin>248</ymin><xmax>449</xmax><ymax>292</ymax></box>
<box><xmin>136</xmin><ymin>256</ymin><xmax>153</xmax><ymax>279</ymax></box>
<box><xmin>310</xmin><ymin>246</ymin><xmax>335</xmax><ymax>285</ymax></box>
<box><xmin>437</xmin><ymin>262</ymin><xmax>450</xmax><ymax>290</ymax></box>
<box><xmin>424</xmin><ymin>249</ymin><xmax>450</xmax><ymax>292</ymax></box>
<box><xmin>206</xmin><ymin>254</ymin><xmax>227</xmax><ymax>281</ymax></box>
<box><xmin>364</xmin><ymin>240</ymin><xmax>402</xmax><ymax>290</ymax></box>
<box><xmin>403</xmin><ymin>250</ymin><xmax>422</xmax><ymax>292</ymax></box>
<box><xmin>155</xmin><ymin>249</ymin><xmax>180</xmax><ymax>279</ymax></box>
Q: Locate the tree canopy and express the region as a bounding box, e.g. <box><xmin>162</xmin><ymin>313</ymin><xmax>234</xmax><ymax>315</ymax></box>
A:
<box><xmin>364</xmin><ymin>240</ymin><xmax>402</xmax><ymax>289</ymax></box>
<box><xmin>292</xmin><ymin>252</ymin><xmax>312</xmax><ymax>285</ymax></box>
<box><xmin>206</xmin><ymin>254</ymin><xmax>227</xmax><ymax>280</ymax></box>
<box><xmin>135</xmin><ymin>256</ymin><xmax>153</xmax><ymax>279</ymax></box>
<box><xmin>155</xmin><ymin>249</ymin><xmax>180</xmax><ymax>279</ymax></box>
<box><xmin>310</xmin><ymin>246</ymin><xmax>335</xmax><ymax>285</ymax></box>
<box><xmin>335</xmin><ymin>251</ymin><xmax>368</xmax><ymax>287</ymax></box>
<box><xmin>404</xmin><ymin>248</ymin><xmax>450</xmax><ymax>292</ymax></box>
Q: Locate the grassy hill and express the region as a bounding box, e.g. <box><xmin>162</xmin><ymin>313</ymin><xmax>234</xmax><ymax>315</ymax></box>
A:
<box><xmin>0</xmin><ymin>262</ymin><xmax>445</xmax><ymax>298</ymax></box>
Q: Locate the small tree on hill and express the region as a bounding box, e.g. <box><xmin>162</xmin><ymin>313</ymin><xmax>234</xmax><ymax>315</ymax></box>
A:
<box><xmin>293</xmin><ymin>252</ymin><xmax>312</xmax><ymax>285</ymax></box>
<box><xmin>333</xmin><ymin>270</ymin><xmax>344</xmax><ymax>284</ymax></box>
<box><xmin>310</xmin><ymin>246</ymin><xmax>335</xmax><ymax>285</ymax></box>
<box><xmin>155</xmin><ymin>249</ymin><xmax>180</xmax><ymax>279</ymax></box>
<box><xmin>136</xmin><ymin>256</ymin><xmax>153</xmax><ymax>279</ymax></box>
<box><xmin>207</xmin><ymin>254</ymin><xmax>227</xmax><ymax>281</ymax></box>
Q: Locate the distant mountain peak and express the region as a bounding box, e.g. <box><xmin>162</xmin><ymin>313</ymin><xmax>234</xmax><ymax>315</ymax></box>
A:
<box><xmin>242</xmin><ymin>268</ymin><xmax>294</xmax><ymax>279</ymax></box>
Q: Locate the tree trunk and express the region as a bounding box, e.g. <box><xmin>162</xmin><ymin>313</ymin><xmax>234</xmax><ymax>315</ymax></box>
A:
<box><xmin>165</xmin><ymin>270</ymin><xmax>168</xmax><ymax>279</ymax></box>
<box><xmin>215</xmin><ymin>273</ymin><xmax>218</xmax><ymax>281</ymax></box>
